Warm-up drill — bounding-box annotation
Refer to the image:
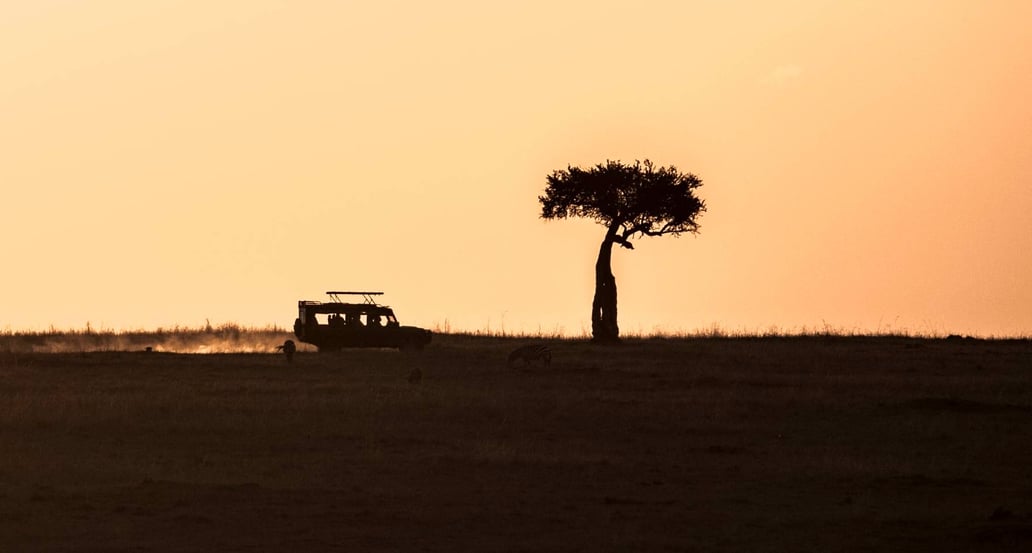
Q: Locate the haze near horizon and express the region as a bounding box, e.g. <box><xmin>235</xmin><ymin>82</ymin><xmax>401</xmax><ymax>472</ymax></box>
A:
<box><xmin>2</xmin><ymin>1</ymin><xmax>1030</xmax><ymax>337</ymax></box>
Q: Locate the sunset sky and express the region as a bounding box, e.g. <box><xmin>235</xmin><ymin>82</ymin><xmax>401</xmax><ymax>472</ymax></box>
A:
<box><xmin>3</xmin><ymin>1</ymin><xmax>1030</xmax><ymax>337</ymax></box>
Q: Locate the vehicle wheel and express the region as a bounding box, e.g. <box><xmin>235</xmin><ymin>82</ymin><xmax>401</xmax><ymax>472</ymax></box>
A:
<box><xmin>399</xmin><ymin>341</ymin><xmax>424</xmax><ymax>352</ymax></box>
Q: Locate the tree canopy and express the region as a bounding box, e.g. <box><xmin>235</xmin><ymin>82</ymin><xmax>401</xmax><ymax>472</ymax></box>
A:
<box><xmin>539</xmin><ymin>159</ymin><xmax>706</xmax><ymax>249</ymax></box>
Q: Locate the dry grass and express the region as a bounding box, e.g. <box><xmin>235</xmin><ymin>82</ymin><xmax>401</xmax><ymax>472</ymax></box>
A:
<box><xmin>0</xmin><ymin>335</ymin><xmax>1031</xmax><ymax>551</ymax></box>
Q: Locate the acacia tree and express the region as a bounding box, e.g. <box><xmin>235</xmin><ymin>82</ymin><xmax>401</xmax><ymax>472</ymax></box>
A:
<box><xmin>540</xmin><ymin>160</ymin><xmax>706</xmax><ymax>343</ymax></box>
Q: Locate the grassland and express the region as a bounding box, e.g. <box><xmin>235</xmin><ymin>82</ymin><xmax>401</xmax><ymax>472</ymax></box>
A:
<box><xmin>1</xmin><ymin>334</ymin><xmax>1031</xmax><ymax>551</ymax></box>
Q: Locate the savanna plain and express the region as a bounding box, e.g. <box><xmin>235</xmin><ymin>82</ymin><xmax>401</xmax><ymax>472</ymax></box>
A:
<box><xmin>1</xmin><ymin>332</ymin><xmax>1031</xmax><ymax>552</ymax></box>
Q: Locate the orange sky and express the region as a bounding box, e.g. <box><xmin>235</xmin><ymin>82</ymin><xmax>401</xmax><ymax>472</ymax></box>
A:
<box><xmin>2</xmin><ymin>1</ymin><xmax>1030</xmax><ymax>336</ymax></box>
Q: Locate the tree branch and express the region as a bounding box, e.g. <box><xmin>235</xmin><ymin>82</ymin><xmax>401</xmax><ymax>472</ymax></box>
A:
<box><xmin>640</xmin><ymin>222</ymin><xmax>674</xmax><ymax>236</ymax></box>
<box><xmin>612</xmin><ymin>234</ymin><xmax>634</xmax><ymax>249</ymax></box>
<box><xmin>621</xmin><ymin>223</ymin><xmax>645</xmax><ymax>240</ymax></box>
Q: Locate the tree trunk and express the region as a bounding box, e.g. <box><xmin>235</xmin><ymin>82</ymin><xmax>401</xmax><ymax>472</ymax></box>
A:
<box><xmin>591</xmin><ymin>228</ymin><xmax>620</xmax><ymax>343</ymax></box>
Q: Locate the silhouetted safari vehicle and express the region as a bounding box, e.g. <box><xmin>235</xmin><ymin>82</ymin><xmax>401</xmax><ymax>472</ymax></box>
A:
<box><xmin>293</xmin><ymin>291</ymin><xmax>432</xmax><ymax>352</ymax></box>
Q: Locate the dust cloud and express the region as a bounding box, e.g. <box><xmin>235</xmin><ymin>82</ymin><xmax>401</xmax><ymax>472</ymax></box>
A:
<box><xmin>0</xmin><ymin>325</ymin><xmax>309</xmax><ymax>354</ymax></box>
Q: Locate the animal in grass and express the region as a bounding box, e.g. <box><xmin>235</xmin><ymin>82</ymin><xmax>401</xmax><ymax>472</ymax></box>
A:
<box><xmin>276</xmin><ymin>339</ymin><xmax>297</xmax><ymax>363</ymax></box>
<box><xmin>408</xmin><ymin>366</ymin><xmax>422</xmax><ymax>384</ymax></box>
<box><xmin>507</xmin><ymin>344</ymin><xmax>552</xmax><ymax>368</ymax></box>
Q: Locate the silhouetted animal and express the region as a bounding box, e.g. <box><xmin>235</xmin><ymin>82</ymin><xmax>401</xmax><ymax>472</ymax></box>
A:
<box><xmin>508</xmin><ymin>344</ymin><xmax>551</xmax><ymax>368</ymax></box>
<box><xmin>276</xmin><ymin>339</ymin><xmax>297</xmax><ymax>363</ymax></box>
<box><xmin>408</xmin><ymin>366</ymin><xmax>422</xmax><ymax>384</ymax></box>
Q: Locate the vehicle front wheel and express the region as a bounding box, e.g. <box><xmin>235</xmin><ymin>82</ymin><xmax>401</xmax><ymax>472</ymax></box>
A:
<box><xmin>399</xmin><ymin>341</ymin><xmax>425</xmax><ymax>352</ymax></box>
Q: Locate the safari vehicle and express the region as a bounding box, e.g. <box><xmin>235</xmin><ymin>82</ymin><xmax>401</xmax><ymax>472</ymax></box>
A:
<box><xmin>293</xmin><ymin>291</ymin><xmax>432</xmax><ymax>352</ymax></box>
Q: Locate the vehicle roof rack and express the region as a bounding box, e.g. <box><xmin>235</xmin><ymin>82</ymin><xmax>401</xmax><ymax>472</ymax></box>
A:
<box><xmin>327</xmin><ymin>291</ymin><xmax>383</xmax><ymax>305</ymax></box>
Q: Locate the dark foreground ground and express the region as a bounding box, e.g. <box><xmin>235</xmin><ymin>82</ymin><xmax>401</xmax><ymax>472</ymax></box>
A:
<box><xmin>1</xmin><ymin>335</ymin><xmax>1031</xmax><ymax>552</ymax></box>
